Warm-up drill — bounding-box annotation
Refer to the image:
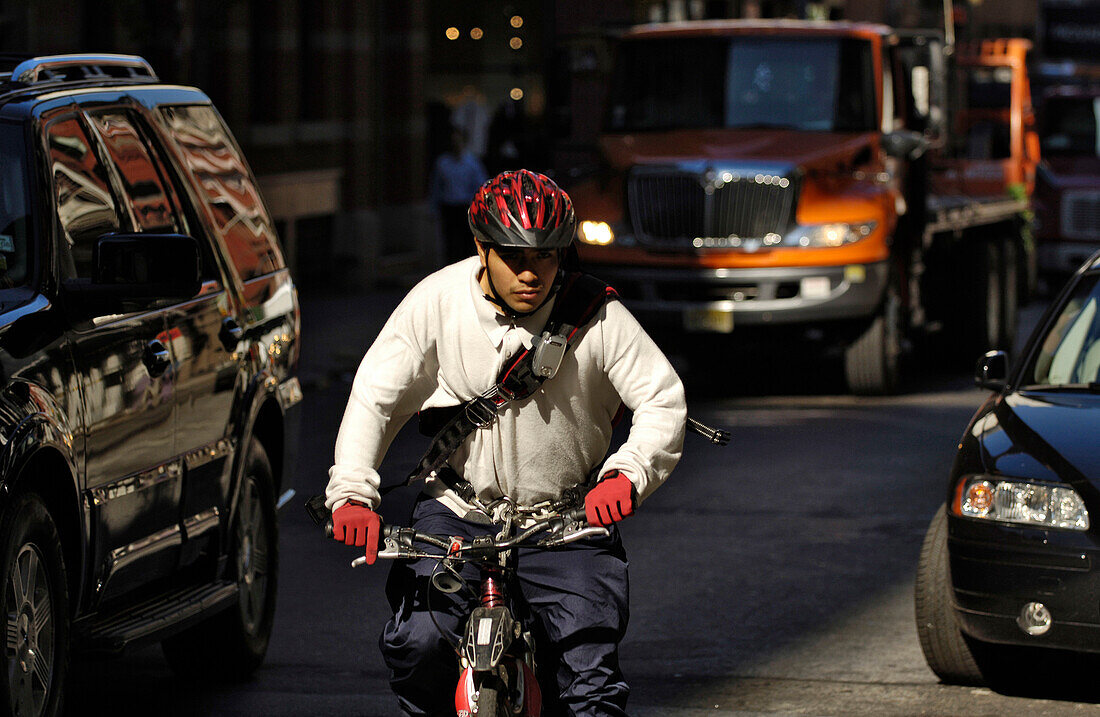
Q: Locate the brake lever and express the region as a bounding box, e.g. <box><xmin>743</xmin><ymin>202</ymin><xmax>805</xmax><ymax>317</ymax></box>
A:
<box><xmin>372</xmin><ymin>536</ymin><xmax>404</xmax><ymax>562</ymax></box>
<box><xmin>353</xmin><ymin>527</ymin><xmax>417</xmax><ymax>566</ymax></box>
<box><xmin>538</xmin><ymin>516</ymin><xmax>610</xmax><ymax>547</ymax></box>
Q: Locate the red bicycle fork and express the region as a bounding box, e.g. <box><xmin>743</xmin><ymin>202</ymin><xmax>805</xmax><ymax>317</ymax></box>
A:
<box><xmin>455</xmin><ymin>566</ymin><xmax>542</xmax><ymax>716</ymax></box>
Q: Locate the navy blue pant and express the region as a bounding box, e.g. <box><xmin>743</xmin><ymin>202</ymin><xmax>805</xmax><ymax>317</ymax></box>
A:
<box><xmin>380</xmin><ymin>497</ymin><xmax>630</xmax><ymax>716</ymax></box>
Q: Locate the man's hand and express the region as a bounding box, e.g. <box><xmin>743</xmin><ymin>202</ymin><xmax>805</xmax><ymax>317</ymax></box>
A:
<box><xmin>332</xmin><ymin>500</ymin><xmax>382</xmax><ymax>564</ymax></box>
<box><xmin>585</xmin><ymin>471</ymin><xmax>636</xmax><ymax>526</ymax></box>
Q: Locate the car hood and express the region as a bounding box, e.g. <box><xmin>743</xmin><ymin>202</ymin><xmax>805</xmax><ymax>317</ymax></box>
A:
<box><xmin>979</xmin><ymin>392</ymin><xmax>1100</xmax><ymax>496</ymax></box>
<box><xmin>598</xmin><ymin>129</ymin><xmax>877</xmax><ymax>174</ymax></box>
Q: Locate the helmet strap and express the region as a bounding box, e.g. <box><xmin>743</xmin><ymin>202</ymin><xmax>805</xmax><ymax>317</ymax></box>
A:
<box><xmin>482</xmin><ymin>270</ymin><xmax>536</xmax><ymax>318</ymax></box>
<box><xmin>478</xmin><ymin>246</ymin><xmax>565</xmax><ymax>319</ymax></box>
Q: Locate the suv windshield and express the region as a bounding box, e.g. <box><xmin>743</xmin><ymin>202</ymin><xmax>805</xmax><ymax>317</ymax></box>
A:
<box><xmin>0</xmin><ymin>122</ymin><xmax>30</xmax><ymax>290</ymax></box>
<box><xmin>1041</xmin><ymin>96</ymin><xmax>1100</xmax><ymax>157</ymax></box>
<box><xmin>605</xmin><ymin>36</ymin><xmax>876</xmax><ymax>133</ymax></box>
<box><xmin>1026</xmin><ymin>272</ymin><xmax>1100</xmax><ymax>389</ymax></box>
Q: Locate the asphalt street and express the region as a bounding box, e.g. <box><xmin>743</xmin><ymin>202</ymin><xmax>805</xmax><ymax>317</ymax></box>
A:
<box><xmin>62</xmin><ymin>289</ymin><xmax>1100</xmax><ymax>716</ymax></box>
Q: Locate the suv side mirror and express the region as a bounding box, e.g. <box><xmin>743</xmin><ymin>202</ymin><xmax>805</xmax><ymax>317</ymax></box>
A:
<box><xmin>882</xmin><ymin>129</ymin><xmax>929</xmax><ymax>160</ymax></box>
<box><xmin>63</xmin><ymin>233</ymin><xmax>202</xmax><ymax>318</ymax></box>
<box><xmin>974</xmin><ymin>350</ymin><xmax>1009</xmax><ymax>392</ymax></box>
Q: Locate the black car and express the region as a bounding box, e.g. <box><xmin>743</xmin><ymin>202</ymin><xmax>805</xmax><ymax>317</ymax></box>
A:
<box><xmin>916</xmin><ymin>248</ymin><xmax>1100</xmax><ymax>686</ymax></box>
<box><xmin>0</xmin><ymin>54</ymin><xmax>301</xmax><ymax>715</ymax></box>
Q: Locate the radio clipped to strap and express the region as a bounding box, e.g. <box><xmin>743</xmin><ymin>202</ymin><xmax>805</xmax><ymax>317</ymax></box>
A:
<box><xmin>531</xmin><ymin>331</ymin><xmax>568</xmax><ymax>379</ymax></box>
<box><xmin>405</xmin><ymin>272</ymin><xmax>617</xmax><ymax>490</ymax></box>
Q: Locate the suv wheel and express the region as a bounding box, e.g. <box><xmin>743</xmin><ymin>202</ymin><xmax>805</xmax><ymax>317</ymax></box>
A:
<box><xmin>162</xmin><ymin>438</ymin><xmax>278</xmax><ymax>680</ymax></box>
<box><xmin>0</xmin><ymin>493</ymin><xmax>69</xmax><ymax>717</ymax></box>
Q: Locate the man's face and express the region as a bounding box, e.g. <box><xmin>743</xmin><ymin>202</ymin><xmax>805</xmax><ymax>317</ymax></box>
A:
<box><xmin>477</xmin><ymin>243</ymin><xmax>560</xmax><ymax>314</ymax></box>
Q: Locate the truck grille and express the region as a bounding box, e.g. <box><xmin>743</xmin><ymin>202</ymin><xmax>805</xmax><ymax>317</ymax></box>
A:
<box><xmin>1062</xmin><ymin>191</ymin><xmax>1100</xmax><ymax>241</ymax></box>
<box><xmin>627</xmin><ymin>168</ymin><xmax>800</xmax><ymax>247</ymax></box>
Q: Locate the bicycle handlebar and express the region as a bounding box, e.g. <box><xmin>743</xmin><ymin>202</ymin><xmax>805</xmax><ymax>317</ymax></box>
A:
<box><xmin>325</xmin><ymin>505</ymin><xmax>603</xmax><ymax>567</ymax></box>
<box><xmin>323</xmin><ymin>506</ymin><xmax>587</xmax><ymax>539</ymax></box>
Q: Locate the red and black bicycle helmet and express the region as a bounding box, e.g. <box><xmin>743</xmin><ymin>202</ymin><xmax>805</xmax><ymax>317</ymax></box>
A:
<box><xmin>467</xmin><ymin>169</ymin><xmax>576</xmax><ymax>249</ymax></box>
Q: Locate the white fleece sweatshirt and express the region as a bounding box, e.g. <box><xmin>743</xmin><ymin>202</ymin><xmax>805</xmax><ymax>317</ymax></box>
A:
<box><xmin>325</xmin><ymin>256</ymin><xmax>687</xmax><ymax>517</ymax></box>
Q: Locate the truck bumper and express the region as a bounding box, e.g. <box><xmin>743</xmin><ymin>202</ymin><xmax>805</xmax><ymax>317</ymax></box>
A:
<box><xmin>591</xmin><ymin>261</ymin><xmax>889</xmax><ymax>332</ymax></box>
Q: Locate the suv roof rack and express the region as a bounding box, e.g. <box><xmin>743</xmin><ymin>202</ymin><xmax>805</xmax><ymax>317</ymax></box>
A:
<box><xmin>2</xmin><ymin>54</ymin><xmax>157</xmax><ymax>88</ymax></box>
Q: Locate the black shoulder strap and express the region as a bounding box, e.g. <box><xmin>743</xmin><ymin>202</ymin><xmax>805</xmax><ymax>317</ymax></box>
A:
<box><xmin>398</xmin><ymin>273</ymin><xmax>615</xmax><ymax>494</ymax></box>
<box><xmin>495</xmin><ymin>272</ymin><xmax>617</xmax><ymax>401</ymax></box>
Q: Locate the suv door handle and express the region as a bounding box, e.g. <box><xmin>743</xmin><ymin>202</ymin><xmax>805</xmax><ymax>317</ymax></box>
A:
<box><xmin>143</xmin><ymin>340</ymin><xmax>171</xmax><ymax>377</ymax></box>
<box><xmin>220</xmin><ymin>318</ymin><xmax>245</xmax><ymax>350</ymax></box>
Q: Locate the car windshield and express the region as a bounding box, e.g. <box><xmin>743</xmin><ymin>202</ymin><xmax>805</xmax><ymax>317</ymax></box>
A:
<box><xmin>1041</xmin><ymin>96</ymin><xmax>1100</xmax><ymax>158</ymax></box>
<box><xmin>604</xmin><ymin>35</ymin><xmax>876</xmax><ymax>133</ymax></box>
<box><xmin>1025</xmin><ymin>272</ymin><xmax>1100</xmax><ymax>389</ymax></box>
<box><xmin>0</xmin><ymin>122</ymin><xmax>30</xmax><ymax>290</ymax></box>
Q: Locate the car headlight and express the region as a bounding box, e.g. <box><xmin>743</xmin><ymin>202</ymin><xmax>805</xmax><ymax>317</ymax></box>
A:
<box><xmin>782</xmin><ymin>221</ymin><xmax>877</xmax><ymax>248</ymax></box>
<box><xmin>954</xmin><ymin>475</ymin><xmax>1090</xmax><ymax>530</ymax></box>
<box><xmin>578</xmin><ymin>221</ymin><xmax>614</xmax><ymax>246</ymax></box>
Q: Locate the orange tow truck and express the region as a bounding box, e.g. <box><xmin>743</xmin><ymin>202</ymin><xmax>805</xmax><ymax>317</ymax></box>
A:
<box><xmin>568</xmin><ymin>21</ymin><xmax>1038</xmax><ymax>393</ymax></box>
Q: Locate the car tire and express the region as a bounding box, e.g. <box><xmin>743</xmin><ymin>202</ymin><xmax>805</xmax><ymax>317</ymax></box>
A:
<box><xmin>162</xmin><ymin>438</ymin><xmax>278</xmax><ymax>681</ymax></box>
<box><xmin>0</xmin><ymin>492</ymin><xmax>70</xmax><ymax>717</ymax></box>
<box><xmin>914</xmin><ymin>504</ymin><xmax>989</xmax><ymax>685</ymax></box>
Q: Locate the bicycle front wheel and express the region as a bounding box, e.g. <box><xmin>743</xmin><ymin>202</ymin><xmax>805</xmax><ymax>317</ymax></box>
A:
<box><xmin>475</xmin><ymin>675</ymin><xmax>510</xmax><ymax>717</ymax></box>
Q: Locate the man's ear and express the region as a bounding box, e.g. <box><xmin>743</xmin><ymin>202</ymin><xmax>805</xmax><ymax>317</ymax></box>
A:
<box><xmin>475</xmin><ymin>239</ymin><xmax>488</xmax><ymax>266</ymax></box>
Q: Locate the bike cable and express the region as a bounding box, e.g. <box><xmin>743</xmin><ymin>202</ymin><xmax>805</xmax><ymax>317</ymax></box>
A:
<box><xmin>428</xmin><ymin>561</ymin><xmax>467</xmax><ymax>655</ymax></box>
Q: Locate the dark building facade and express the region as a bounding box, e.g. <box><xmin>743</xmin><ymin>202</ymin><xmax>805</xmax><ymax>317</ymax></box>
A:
<box><xmin>3</xmin><ymin>0</ymin><xmax>430</xmax><ymax>291</ymax></box>
<box><xmin>2</xmin><ymin>0</ymin><xmax>1038</xmax><ymax>290</ymax></box>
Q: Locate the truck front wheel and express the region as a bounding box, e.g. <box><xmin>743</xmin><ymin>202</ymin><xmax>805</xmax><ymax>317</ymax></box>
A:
<box><xmin>844</xmin><ymin>286</ymin><xmax>901</xmax><ymax>395</ymax></box>
<box><xmin>956</xmin><ymin>240</ymin><xmax>1004</xmax><ymax>360</ymax></box>
<box><xmin>1000</xmin><ymin>239</ymin><xmax>1019</xmax><ymax>351</ymax></box>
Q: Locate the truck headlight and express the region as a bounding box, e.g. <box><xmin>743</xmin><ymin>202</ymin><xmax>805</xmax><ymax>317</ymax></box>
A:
<box><xmin>954</xmin><ymin>475</ymin><xmax>1089</xmax><ymax>530</ymax></box>
<box><xmin>578</xmin><ymin>221</ymin><xmax>614</xmax><ymax>246</ymax></box>
<box><xmin>782</xmin><ymin>221</ymin><xmax>877</xmax><ymax>248</ymax></box>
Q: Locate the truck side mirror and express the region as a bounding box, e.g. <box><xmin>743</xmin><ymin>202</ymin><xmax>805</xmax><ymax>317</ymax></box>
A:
<box><xmin>882</xmin><ymin>130</ymin><xmax>928</xmax><ymax>160</ymax></box>
<box><xmin>974</xmin><ymin>350</ymin><xmax>1009</xmax><ymax>392</ymax></box>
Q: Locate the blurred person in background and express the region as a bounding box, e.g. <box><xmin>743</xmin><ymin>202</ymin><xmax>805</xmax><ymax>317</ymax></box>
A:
<box><xmin>429</xmin><ymin>128</ymin><xmax>488</xmax><ymax>265</ymax></box>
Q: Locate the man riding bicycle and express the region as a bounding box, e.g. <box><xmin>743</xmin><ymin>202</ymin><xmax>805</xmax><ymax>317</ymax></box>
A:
<box><xmin>325</xmin><ymin>169</ymin><xmax>687</xmax><ymax>716</ymax></box>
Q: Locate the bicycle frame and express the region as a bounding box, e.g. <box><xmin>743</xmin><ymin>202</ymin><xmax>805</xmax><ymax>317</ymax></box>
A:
<box><xmin>353</xmin><ymin>508</ymin><xmax>606</xmax><ymax>716</ymax></box>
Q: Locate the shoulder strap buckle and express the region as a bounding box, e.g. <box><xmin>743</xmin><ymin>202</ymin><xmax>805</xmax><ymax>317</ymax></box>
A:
<box><xmin>464</xmin><ymin>395</ymin><xmax>499</xmax><ymax>428</ymax></box>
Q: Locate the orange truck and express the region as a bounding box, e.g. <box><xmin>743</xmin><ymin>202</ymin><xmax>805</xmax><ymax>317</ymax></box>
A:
<box><xmin>1030</xmin><ymin>0</ymin><xmax>1100</xmax><ymax>283</ymax></box>
<box><xmin>568</xmin><ymin>20</ymin><xmax>1038</xmax><ymax>393</ymax></box>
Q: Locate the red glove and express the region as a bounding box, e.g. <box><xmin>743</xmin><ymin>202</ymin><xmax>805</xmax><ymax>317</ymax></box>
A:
<box><xmin>585</xmin><ymin>471</ymin><xmax>636</xmax><ymax>526</ymax></box>
<box><xmin>332</xmin><ymin>500</ymin><xmax>382</xmax><ymax>564</ymax></box>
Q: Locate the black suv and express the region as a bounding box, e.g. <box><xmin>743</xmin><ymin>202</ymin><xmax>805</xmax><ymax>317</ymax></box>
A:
<box><xmin>0</xmin><ymin>54</ymin><xmax>301</xmax><ymax>715</ymax></box>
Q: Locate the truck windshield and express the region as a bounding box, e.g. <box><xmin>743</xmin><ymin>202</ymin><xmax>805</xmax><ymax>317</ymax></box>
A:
<box><xmin>1041</xmin><ymin>96</ymin><xmax>1100</xmax><ymax>158</ymax></box>
<box><xmin>605</xmin><ymin>36</ymin><xmax>875</xmax><ymax>133</ymax></box>
<box><xmin>0</xmin><ymin>123</ymin><xmax>30</xmax><ymax>290</ymax></box>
